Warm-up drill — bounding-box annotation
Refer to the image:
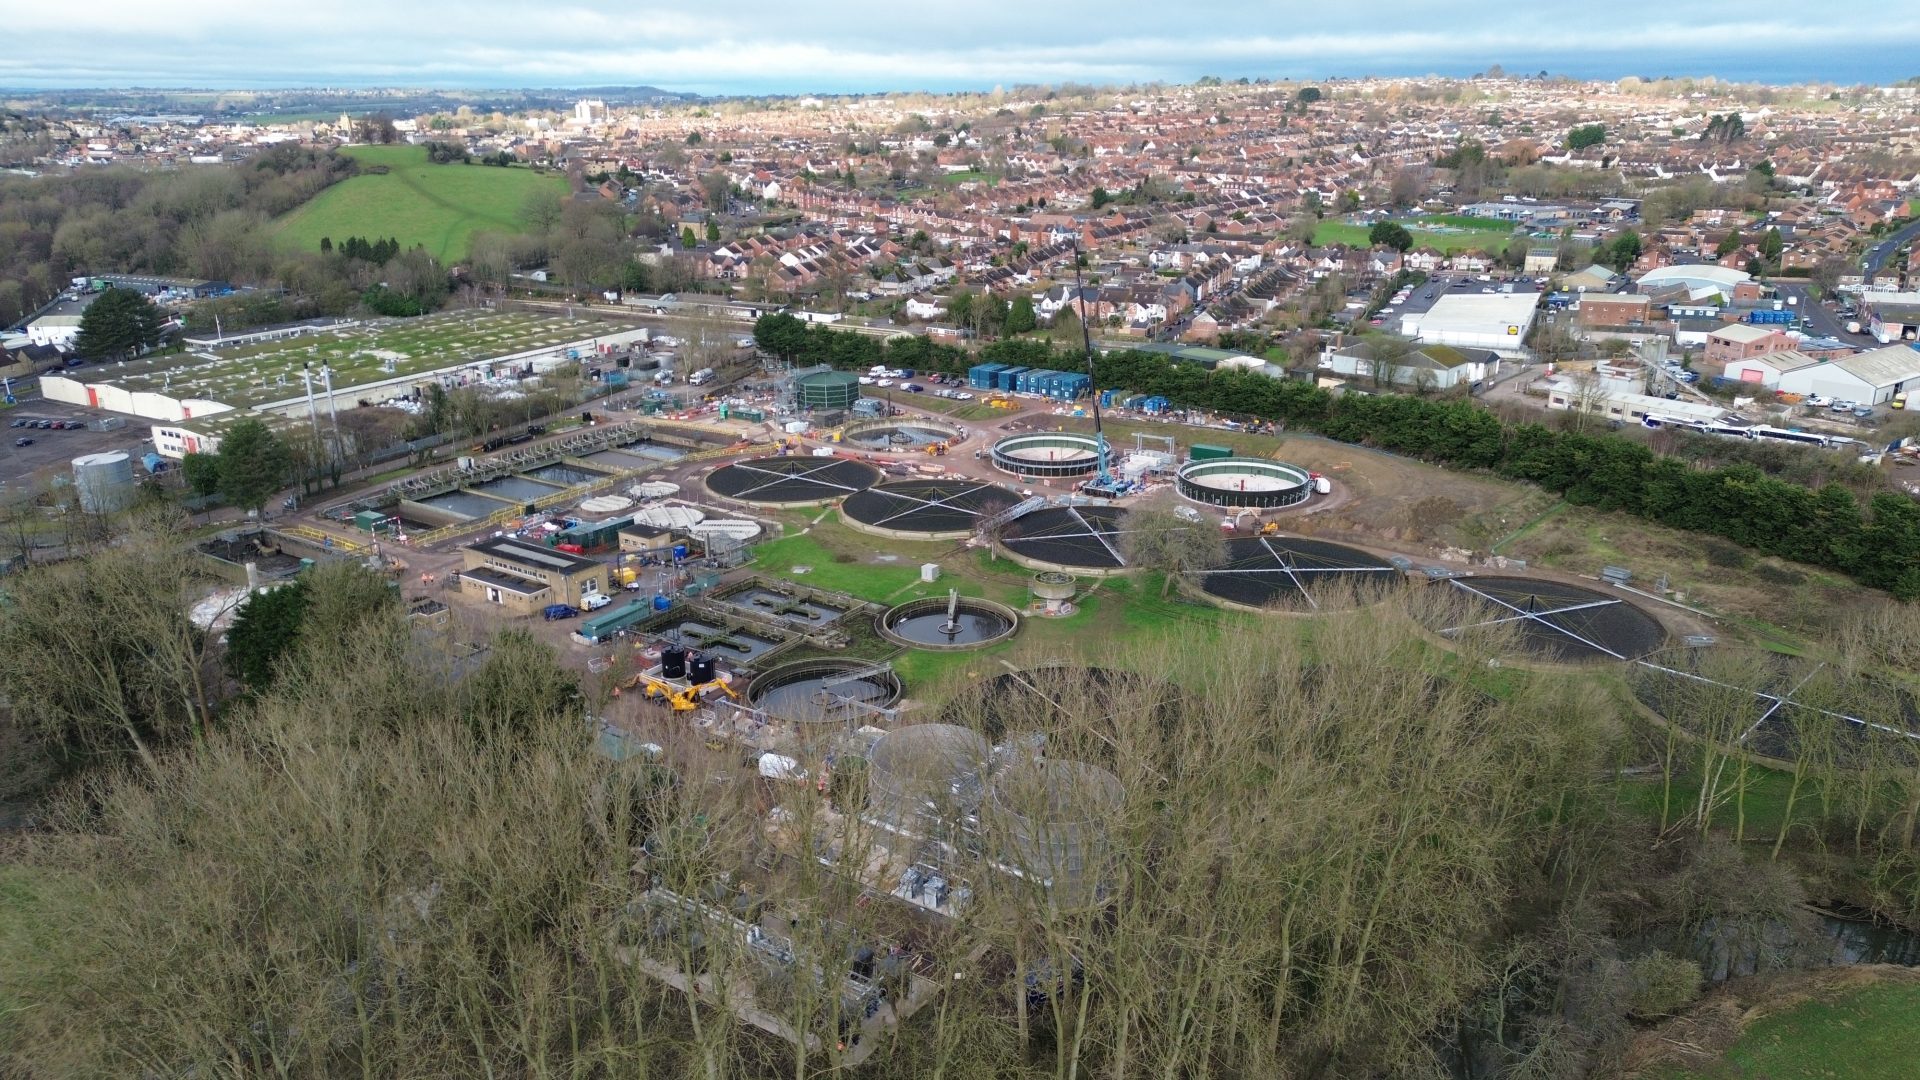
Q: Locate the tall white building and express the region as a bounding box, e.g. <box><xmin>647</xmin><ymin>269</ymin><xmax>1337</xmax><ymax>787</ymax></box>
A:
<box><xmin>573</xmin><ymin>99</ymin><xmax>608</xmax><ymax>124</ymax></box>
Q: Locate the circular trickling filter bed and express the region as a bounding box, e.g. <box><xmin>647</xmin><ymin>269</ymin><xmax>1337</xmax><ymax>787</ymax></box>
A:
<box><xmin>746</xmin><ymin>658</ymin><xmax>904</xmax><ymax>725</ymax></box>
<box><xmin>703</xmin><ymin>457</ymin><xmax>880</xmax><ymax>505</ymax></box>
<box><xmin>1197</xmin><ymin>536</ymin><xmax>1401</xmax><ymax>611</ymax></box>
<box><xmin>1629</xmin><ymin>647</ymin><xmax>1920</xmax><ymax>766</ymax></box>
<box><xmin>998</xmin><ymin>505</ymin><xmax>1131</xmax><ymax>572</ymax></box>
<box><xmin>939</xmin><ymin>665</ymin><xmax>1180</xmax><ymax>766</ymax></box>
<box><xmin>878</xmin><ymin>595</ymin><xmax>1019</xmax><ymax>650</ymax></box>
<box><xmin>1426</xmin><ymin>575</ymin><xmax>1667</xmax><ymax>663</ymax></box>
<box><xmin>841</xmin><ymin>478</ymin><xmax>1021</xmax><ymax>539</ymax></box>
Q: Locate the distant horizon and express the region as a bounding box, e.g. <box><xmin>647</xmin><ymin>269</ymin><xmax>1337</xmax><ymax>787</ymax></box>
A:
<box><xmin>4</xmin><ymin>0</ymin><xmax>1917</xmax><ymax>100</ymax></box>
<box><xmin>4</xmin><ymin>61</ymin><xmax>1917</xmax><ymax>103</ymax></box>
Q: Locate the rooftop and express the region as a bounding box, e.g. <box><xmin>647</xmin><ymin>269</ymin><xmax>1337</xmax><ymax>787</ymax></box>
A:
<box><xmin>53</xmin><ymin>310</ymin><xmax>611</xmax><ymax>409</ymax></box>
<box><xmin>468</xmin><ymin>534</ymin><xmax>602</xmax><ymax>577</ymax></box>
<box><xmin>1710</xmin><ymin>324</ymin><xmax>1780</xmax><ymax>344</ymax></box>
<box><xmin>1835</xmin><ymin>345</ymin><xmax>1920</xmax><ymax>388</ymax></box>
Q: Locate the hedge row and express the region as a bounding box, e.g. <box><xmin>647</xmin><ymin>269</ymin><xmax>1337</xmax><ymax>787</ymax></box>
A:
<box><xmin>754</xmin><ymin>314</ymin><xmax>1920</xmax><ymax>598</ymax></box>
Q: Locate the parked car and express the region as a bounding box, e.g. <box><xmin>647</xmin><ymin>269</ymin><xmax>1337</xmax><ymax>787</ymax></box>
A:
<box><xmin>579</xmin><ymin>591</ymin><xmax>613</xmax><ymax>612</ymax></box>
<box><xmin>1831</xmin><ymin>399</ymin><xmax>1858</xmax><ymax>412</ymax></box>
<box><xmin>13</xmin><ymin>437</ymin><xmax>33</xmax><ymax>447</ymax></box>
<box><xmin>542</xmin><ymin>604</ymin><xmax>579</xmax><ymax>620</ymax></box>
<box><xmin>8</xmin><ymin>419</ymin><xmax>27</xmax><ymax>427</ymax></box>
<box><xmin>901</xmin><ymin>382</ymin><xmax>924</xmax><ymax>393</ymax></box>
<box><xmin>1806</xmin><ymin>394</ymin><xmax>1833</xmax><ymax>408</ymax></box>
<box><xmin>1853</xmin><ymin>406</ymin><xmax>1875</xmax><ymax>419</ymax></box>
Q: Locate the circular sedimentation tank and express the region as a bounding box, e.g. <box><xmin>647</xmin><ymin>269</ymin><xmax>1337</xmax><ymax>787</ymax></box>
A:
<box><xmin>794</xmin><ymin>369</ymin><xmax>863</xmax><ymax>410</ymax></box>
<box><xmin>866</xmin><ymin>724</ymin><xmax>992</xmax><ymax>835</ymax></box>
<box><xmin>940</xmin><ymin>665</ymin><xmax>1179</xmax><ymax>759</ymax></box>
<box><xmin>704</xmin><ymin>456</ymin><xmax>880</xmax><ymax>505</ymax></box>
<box><xmin>842</xmin><ymin>418</ymin><xmax>960</xmax><ymax>451</ymax></box>
<box><xmin>990</xmin><ymin>432</ymin><xmax>1104</xmax><ymax>478</ymax></box>
<box><xmin>1199</xmin><ymin>536</ymin><xmax>1400</xmax><ymax>611</ymax></box>
<box><xmin>841</xmin><ymin>477</ymin><xmax>1020</xmax><ymax>540</ymax></box>
<box><xmin>988</xmin><ymin>756</ymin><xmax>1125</xmax><ymax>908</ymax></box>
<box><xmin>878</xmin><ymin>595</ymin><xmax>1019</xmax><ymax>650</ymax></box>
<box><xmin>1176</xmin><ymin>457</ymin><xmax>1313</xmax><ymax>509</ymax></box>
<box><xmin>1428</xmin><ymin>575</ymin><xmax>1667</xmax><ymax>663</ymax></box>
<box><xmin>746</xmin><ymin>658</ymin><xmax>903</xmax><ymax>726</ymax></box>
<box><xmin>998</xmin><ymin>504</ymin><xmax>1129</xmax><ymax>573</ymax></box>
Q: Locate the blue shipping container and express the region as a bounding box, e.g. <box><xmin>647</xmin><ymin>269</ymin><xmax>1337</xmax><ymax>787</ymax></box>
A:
<box><xmin>969</xmin><ymin>363</ymin><xmax>1008</xmax><ymax>390</ymax></box>
<box><xmin>996</xmin><ymin>366</ymin><xmax>1029</xmax><ymax>391</ymax></box>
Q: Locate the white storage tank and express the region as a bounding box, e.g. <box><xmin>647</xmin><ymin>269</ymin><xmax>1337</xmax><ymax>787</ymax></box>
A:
<box><xmin>72</xmin><ymin>451</ymin><xmax>136</xmax><ymax>514</ymax></box>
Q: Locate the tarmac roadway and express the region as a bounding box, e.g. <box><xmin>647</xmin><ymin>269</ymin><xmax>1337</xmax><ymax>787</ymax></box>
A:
<box><xmin>1769</xmin><ymin>283</ymin><xmax>1881</xmax><ymax>348</ymax></box>
<box><xmin>1862</xmin><ymin>217</ymin><xmax>1920</xmax><ymax>285</ymax></box>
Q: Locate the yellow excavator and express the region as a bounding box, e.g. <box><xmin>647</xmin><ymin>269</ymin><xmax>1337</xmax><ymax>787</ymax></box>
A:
<box><xmin>613</xmin><ymin>669</ymin><xmax>741</xmax><ymax>711</ymax></box>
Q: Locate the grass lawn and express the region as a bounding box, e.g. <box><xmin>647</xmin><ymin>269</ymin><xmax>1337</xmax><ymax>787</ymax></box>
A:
<box><xmin>1651</xmin><ymin>974</ymin><xmax>1920</xmax><ymax>1080</ymax></box>
<box><xmin>1313</xmin><ymin>219</ymin><xmax>1516</xmax><ymax>254</ymax></box>
<box><xmin>273</xmin><ymin>145</ymin><xmax>566</xmax><ymax>264</ymax></box>
<box><xmin>939</xmin><ymin>170</ymin><xmax>997</xmax><ymax>186</ymax></box>
<box><xmin>1412</xmin><ymin>213</ymin><xmax>1522</xmax><ymax>232</ymax></box>
<box><xmin>745</xmin><ymin>514</ymin><xmax>1249</xmax><ymax>697</ymax></box>
<box><xmin>1612</xmin><ymin>764</ymin><xmax>1811</xmax><ymax>839</ymax></box>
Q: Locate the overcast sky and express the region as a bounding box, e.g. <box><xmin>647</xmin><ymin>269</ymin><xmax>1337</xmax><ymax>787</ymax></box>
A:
<box><xmin>5</xmin><ymin>2</ymin><xmax>1917</xmax><ymax>92</ymax></box>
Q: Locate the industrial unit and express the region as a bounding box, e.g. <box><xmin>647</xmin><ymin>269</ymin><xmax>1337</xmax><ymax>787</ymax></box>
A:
<box><xmin>459</xmin><ymin>535</ymin><xmax>607</xmax><ymax>614</ymax></box>
<box><xmin>1399</xmin><ymin>292</ymin><xmax>1540</xmax><ymax>356</ymax></box>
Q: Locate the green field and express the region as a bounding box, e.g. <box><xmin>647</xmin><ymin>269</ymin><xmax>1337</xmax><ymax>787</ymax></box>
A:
<box><xmin>273</xmin><ymin>145</ymin><xmax>566</xmax><ymax>264</ymax></box>
<box><xmin>746</xmin><ymin>515</ymin><xmax>1244</xmax><ymax>687</ymax></box>
<box><xmin>1313</xmin><ymin>218</ymin><xmax>1519</xmax><ymax>254</ymax></box>
<box><xmin>1654</xmin><ymin>975</ymin><xmax>1920</xmax><ymax>1080</ymax></box>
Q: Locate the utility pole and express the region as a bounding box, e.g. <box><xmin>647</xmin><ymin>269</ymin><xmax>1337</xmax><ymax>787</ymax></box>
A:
<box><xmin>1071</xmin><ymin>241</ymin><xmax>1113</xmax><ymax>488</ymax></box>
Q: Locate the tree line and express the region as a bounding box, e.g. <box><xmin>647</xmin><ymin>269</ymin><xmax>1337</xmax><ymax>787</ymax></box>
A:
<box><xmin>756</xmin><ymin>314</ymin><xmax>1920</xmax><ymax>598</ymax></box>
<box><xmin>320</xmin><ymin>235</ymin><xmax>404</xmax><ymax>263</ymax></box>
<box><xmin>7</xmin><ymin>538</ymin><xmax>1915</xmax><ymax>1077</ymax></box>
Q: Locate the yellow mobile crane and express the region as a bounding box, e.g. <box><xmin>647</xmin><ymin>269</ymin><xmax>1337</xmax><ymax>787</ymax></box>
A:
<box><xmin>613</xmin><ymin>669</ymin><xmax>741</xmax><ymax>711</ymax></box>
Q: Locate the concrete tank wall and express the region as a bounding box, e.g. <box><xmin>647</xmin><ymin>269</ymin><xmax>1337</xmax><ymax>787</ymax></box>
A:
<box><xmin>72</xmin><ymin>451</ymin><xmax>136</xmax><ymax>514</ymax></box>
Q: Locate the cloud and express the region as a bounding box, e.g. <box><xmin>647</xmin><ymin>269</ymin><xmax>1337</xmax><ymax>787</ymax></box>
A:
<box><xmin>2</xmin><ymin>1</ymin><xmax>1916</xmax><ymax>90</ymax></box>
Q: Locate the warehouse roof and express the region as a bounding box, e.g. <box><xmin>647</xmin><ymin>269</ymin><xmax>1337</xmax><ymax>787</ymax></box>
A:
<box><xmin>468</xmin><ymin>535</ymin><xmax>601</xmax><ymax>576</ymax></box>
<box><xmin>1835</xmin><ymin>345</ymin><xmax>1920</xmax><ymax>389</ymax></box>
<box><xmin>1636</xmin><ymin>265</ymin><xmax>1751</xmax><ymax>292</ymax></box>
<box><xmin>1404</xmin><ymin>292</ymin><xmax>1540</xmax><ymax>337</ymax></box>
<box><xmin>1727</xmin><ymin>349</ymin><xmax>1824</xmax><ymax>375</ymax></box>
<box><xmin>1709</xmin><ymin>324</ymin><xmax>1780</xmax><ymax>344</ymax></box>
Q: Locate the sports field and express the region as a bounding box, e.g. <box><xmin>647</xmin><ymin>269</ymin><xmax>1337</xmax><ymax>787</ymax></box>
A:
<box><xmin>273</xmin><ymin>145</ymin><xmax>566</xmax><ymax>264</ymax></box>
<box><xmin>1313</xmin><ymin>215</ymin><xmax>1519</xmax><ymax>254</ymax></box>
